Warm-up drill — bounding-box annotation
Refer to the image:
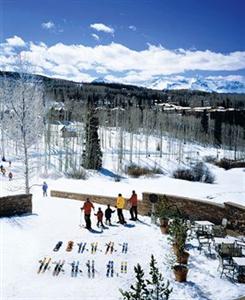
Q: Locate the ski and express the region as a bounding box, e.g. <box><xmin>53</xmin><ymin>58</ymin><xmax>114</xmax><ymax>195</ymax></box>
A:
<box><xmin>91</xmin><ymin>260</ymin><xmax>95</xmax><ymax>278</ymax></box>
<box><xmin>86</xmin><ymin>260</ymin><xmax>91</xmax><ymax>278</ymax></box>
<box><xmin>81</xmin><ymin>242</ymin><xmax>87</xmax><ymax>253</ymax></box>
<box><xmin>77</xmin><ymin>242</ymin><xmax>83</xmax><ymax>253</ymax></box>
<box><xmin>120</xmin><ymin>261</ymin><xmax>124</xmax><ymax>273</ymax></box>
<box><xmin>52</xmin><ymin>260</ymin><xmax>61</xmax><ymax>276</ymax></box>
<box><xmin>94</xmin><ymin>242</ymin><xmax>98</xmax><ymax>253</ymax></box>
<box><xmin>74</xmin><ymin>260</ymin><xmax>79</xmax><ymax>277</ymax></box>
<box><xmin>42</xmin><ymin>257</ymin><xmax>51</xmax><ymax>273</ymax></box>
<box><xmin>125</xmin><ymin>243</ymin><xmax>128</xmax><ymax>254</ymax></box>
<box><xmin>106</xmin><ymin>261</ymin><xmax>110</xmax><ymax>277</ymax></box>
<box><xmin>105</xmin><ymin>242</ymin><xmax>111</xmax><ymax>254</ymax></box>
<box><xmin>91</xmin><ymin>242</ymin><xmax>95</xmax><ymax>254</ymax></box>
<box><xmin>56</xmin><ymin>260</ymin><xmax>65</xmax><ymax>276</ymax></box>
<box><xmin>110</xmin><ymin>242</ymin><xmax>114</xmax><ymax>254</ymax></box>
<box><xmin>122</xmin><ymin>242</ymin><xmax>128</xmax><ymax>254</ymax></box>
<box><xmin>110</xmin><ymin>261</ymin><xmax>114</xmax><ymax>277</ymax></box>
<box><xmin>124</xmin><ymin>261</ymin><xmax>128</xmax><ymax>273</ymax></box>
<box><xmin>53</xmin><ymin>241</ymin><xmax>63</xmax><ymax>252</ymax></box>
<box><xmin>37</xmin><ymin>257</ymin><xmax>46</xmax><ymax>274</ymax></box>
<box><xmin>71</xmin><ymin>261</ymin><xmax>75</xmax><ymax>277</ymax></box>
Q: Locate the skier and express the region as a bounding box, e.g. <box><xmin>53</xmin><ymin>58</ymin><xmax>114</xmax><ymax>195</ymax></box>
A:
<box><xmin>1</xmin><ymin>167</ymin><xmax>6</xmax><ymax>176</ymax></box>
<box><xmin>81</xmin><ymin>198</ymin><xmax>95</xmax><ymax>230</ymax></box>
<box><xmin>42</xmin><ymin>181</ymin><xmax>48</xmax><ymax>196</ymax></box>
<box><xmin>115</xmin><ymin>193</ymin><xmax>126</xmax><ymax>224</ymax></box>
<box><xmin>105</xmin><ymin>204</ymin><xmax>115</xmax><ymax>225</ymax></box>
<box><xmin>94</xmin><ymin>207</ymin><xmax>104</xmax><ymax>228</ymax></box>
<box><xmin>8</xmin><ymin>172</ymin><xmax>13</xmax><ymax>181</ymax></box>
<box><xmin>128</xmin><ymin>190</ymin><xmax>138</xmax><ymax>221</ymax></box>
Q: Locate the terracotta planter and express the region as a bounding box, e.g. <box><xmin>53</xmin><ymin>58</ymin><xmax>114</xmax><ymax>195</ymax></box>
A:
<box><xmin>172</xmin><ymin>243</ymin><xmax>179</xmax><ymax>255</ymax></box>
<box><xmin>238</xmin><ymin>274</ymin><xmax>245</xmax><ymax>283</ymax></box>
<box><xmin>177</xmin><ymin>251</ymin><xmax>190</xmax><ymax>265</ymax></box>
<box><xmin>173</xmin><ymin>265</ymin><xmax>188</xmax><ymax>282</ymax></box>
<box><xmin>160</xmin><ymin>225</ymin><xmax>168</xmax><ymax>234</ymax></box>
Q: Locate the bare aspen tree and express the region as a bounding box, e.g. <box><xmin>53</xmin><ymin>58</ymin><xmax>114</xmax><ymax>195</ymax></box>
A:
<box><xmin>4</xmin><ymin>72</ymin><xmax>44</xmax><ymax>194</ymax></box>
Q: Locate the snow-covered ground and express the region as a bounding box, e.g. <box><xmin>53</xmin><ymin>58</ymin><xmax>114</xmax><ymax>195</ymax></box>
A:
<box><xmin>1</xmin><ymin>129</ymin><xmax>245</xmax><ymax>299</ymax></box>
<box><xmin>1</xmin><ymin>188</ymin><xmax>245</xmax><ymax>300</ymax></box>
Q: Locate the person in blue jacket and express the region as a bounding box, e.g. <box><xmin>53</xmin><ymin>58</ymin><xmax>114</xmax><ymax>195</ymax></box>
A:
<box><xmin>42</xmin><ymin>181</ymin><xmax>48</xmax><ymax>196</ymax></box>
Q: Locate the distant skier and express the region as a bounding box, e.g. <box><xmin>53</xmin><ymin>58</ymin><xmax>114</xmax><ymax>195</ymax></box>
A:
<box><xmin>9</xmin><ymin>161</ymin><xmax>11</xmax><ymax>167</ymax></box>
<box><xmin>128</xmin><ymin>190</ymin><xmax>138</xmax><ymax>221</ymax></box>
<box><xmin>105</xmin><ymin>204</ymin><xmax>115</xmax><ymax>225</ymax></box>
<box><xmin>1</xmin><ymin>167</ymin><xmax>6</xmax><ymax>176</ymax></box>
<box><xmin>2</xmin><ymin>156</ymin><xmax>6</xmax><ymax>162</ymax></box>
<box><xmin>42</xmin><ymin>181</ymin><xmax>48</xmax><ymax>196</ymax></box>
<box><xmin>81</xmin><ymin>198</ymin><xmax>95</xmax><ymax>230</ymax></box>
<box><xmin>115</xmin><ymin>193</ymin><xmax>126</xmax><ymax>224</ymax></box>
<box><xmin>94</xmin><ymin>207</ymin><xmax>105</xmax><ymax>228</ymax></box>
<box><xmin>8</xmin><ymin>172</ymin><xmax>13</xmax><ymax>181</ymax></box>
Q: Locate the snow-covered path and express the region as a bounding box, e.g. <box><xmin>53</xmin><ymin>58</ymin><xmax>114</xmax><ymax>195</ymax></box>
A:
<box><xmin>1</xmin><ymin>188</ymin><xmax>245</xmax><ymax>300</ymax></box>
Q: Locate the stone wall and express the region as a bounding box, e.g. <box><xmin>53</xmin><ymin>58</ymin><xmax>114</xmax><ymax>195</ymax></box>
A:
<box><xmin>0</xmin><ymin>194</ymin><xmax>32</xmax><ymax>217</ymax></box>
<box><xmin>51</xmin><ymin>190</ymin><xmax>245</xmax><ymax>233</ymax></box>
<box><xmin>143</xmin><ymin>193</ymin><xmax>226</xmax><ymax>224</ymax></box>
<box><xmin>51</xmin><ymin>190</ymin><xmax>151</xmax><ymax>214</ymax></box>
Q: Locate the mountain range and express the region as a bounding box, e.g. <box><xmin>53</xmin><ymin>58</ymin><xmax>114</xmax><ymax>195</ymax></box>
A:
<box><xmin>93</xmin><ymin>76</ymin><xmax>245</xmax><ymax>94</ymax></box>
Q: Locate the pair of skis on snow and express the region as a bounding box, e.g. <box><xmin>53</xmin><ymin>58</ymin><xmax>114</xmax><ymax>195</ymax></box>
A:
<box><xmin>105</xmin><ymin>241</ymin><xmax>114</xmax><ymax>254</ymax></box>
<box><xmin>120</xmin><ymin>261</ymin><xmax>128</xmax><ymax>274</ymax></box>
<box><xmin>77</xmin><ymin>242</ymin><xmax>87</xmax><ymax>253</ymax></box>
<box><xmin>106</xmin><ymin>261</ymin><xmax>114</xmax><ymax>277</ymax></box>
<box><xmin>37</xmin><ymin>257</ymin><xmax>52</xmax><ymax>274</ymax></box>
<box><xmin>86</xmin><ymin>259</ymin><xmax>95</xmax><ymax>278</ymax></box>
<box><xmin>70</xmin><ymin>260</ymin><xmax>80</xmax><ymax>277</ymax></box>
<box><xmin>121</xmin><ymin>242</ymin><xmax>128</xmax><ymax>254</ymax></box>
<box><xmin>52</xmin><ymin>260</ymin><xmax>65</xmax><ymax>276</ymax></box>
<box><xmin>90</xmin><ymin>242</ymin><xmax>98</xmax><ymax>254</ymax></box>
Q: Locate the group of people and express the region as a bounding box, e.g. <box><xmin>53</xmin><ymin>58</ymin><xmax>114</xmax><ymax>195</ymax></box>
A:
<box><xmin>0</xmin><ymin>156</ymin><xmax>13</xmax><ymax>180</ymax></box>
<box><xmin>80</xmin><ymin>190</ymin><xmax>138</xmax><ymax>230</ymax></box>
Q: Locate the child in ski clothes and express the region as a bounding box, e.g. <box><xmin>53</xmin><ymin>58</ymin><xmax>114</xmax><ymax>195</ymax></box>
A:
<box><xmin>105</xmin><ymin>204</ymin><xmax>115</xmax><ymax>225</ymax></box>
<box><xmin>42</xmin><ymin>181</ymin><xmax>48</xmax><ymax>196</ymax></box>
<box><xmin>94</xmin><ymin>207</ymin><xmax>104</xmax><ymax>228</ymax></box>
<box><xmin>81</xmin><ymin>198</ymin><xmax>95</xmax><ymax>230</ymax></box>
<box><xmin>115</xmin><ymin>193</ymin><xmax>126</xmax><ymax>224</ymax></box>
<box><xmin>8</xmin><ymin>172</ymin><xmax>13</xmax><ymax>181</ymax></box>
<box><xmin>128</xmin><ymin>190</ymin><xmax>138</xmax><ymax>221</ymax></box>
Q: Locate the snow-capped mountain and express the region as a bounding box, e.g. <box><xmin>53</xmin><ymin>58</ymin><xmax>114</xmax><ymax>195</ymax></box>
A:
<box><xmin>149</xmin><ymin>76</ymin><xmax>245</xmax><ymax>93</ymax></box>
<box><xmin>92</xmin><ymin>75</ymin><xmax>245</xmax><ymax>93</ymax></box>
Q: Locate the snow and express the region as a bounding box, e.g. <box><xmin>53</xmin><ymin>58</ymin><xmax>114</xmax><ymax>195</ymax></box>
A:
<box><xmin>1</xmin><ymin>125</ymin><xmax>245</xmax><ymax>299</ymax></box>
<box><xmin>1</xmin><ymin>188</ymin><xmax>245</xmax><ymax>300</ymax></box>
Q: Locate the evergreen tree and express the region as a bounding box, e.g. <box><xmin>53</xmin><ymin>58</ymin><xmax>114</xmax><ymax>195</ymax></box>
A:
<box><xmin>201</xmin><ymin>110</ymin><xmax>209</xmax><ymax>134</ymax></box>
<box><xmin>120</xmin><ymin>264</ymin><xmax>149</xmax><ymax>300</ymax></box>
<box><xmin>82</xmin><ymin>102</ymin><xmax>102</xmax><ymax>170</ymax></box>
<box><xmin>146</xmin><ymin>255</ymin><xmax>172</xmax><ymax>300</ymax></box>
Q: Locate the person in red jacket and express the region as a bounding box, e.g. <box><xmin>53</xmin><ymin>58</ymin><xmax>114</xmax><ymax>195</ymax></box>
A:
<box><xmin>128</xmin><ymin>190</ymin><xmax>138</xmax><ymax>221</ymax></box>
<box><xmin>94</xmin><ymin>207</ymin><xmax>105</xmax><ymax>228</ymax></box>
<box><xmin>81</xmin><ymin>198</ymin><xmax>95</xmax><ymax>230</ymax></box>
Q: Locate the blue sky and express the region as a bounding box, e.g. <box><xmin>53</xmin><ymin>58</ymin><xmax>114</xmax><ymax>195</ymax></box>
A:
<box><xmin>0</xmin><ymin>0</ymin><xmax>245</xmax><ymax>86</ymax></box>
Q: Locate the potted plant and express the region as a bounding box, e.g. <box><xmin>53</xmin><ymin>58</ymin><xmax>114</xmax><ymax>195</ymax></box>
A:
<box><xmin>168</xmin><ymin>217</ymin><xmax>189</xmax><ymax>282</ymax></box>
<box><xmin>155</xmin><ymin>199</ymin><xmax>170</xmax><ymax>234</ymax></box>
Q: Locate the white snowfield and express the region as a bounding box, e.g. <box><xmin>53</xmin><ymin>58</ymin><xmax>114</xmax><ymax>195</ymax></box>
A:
<box><xmin>1</xmin><ymin>187</ymin><xmax>245</xmax><ymax>300</ymax></box>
